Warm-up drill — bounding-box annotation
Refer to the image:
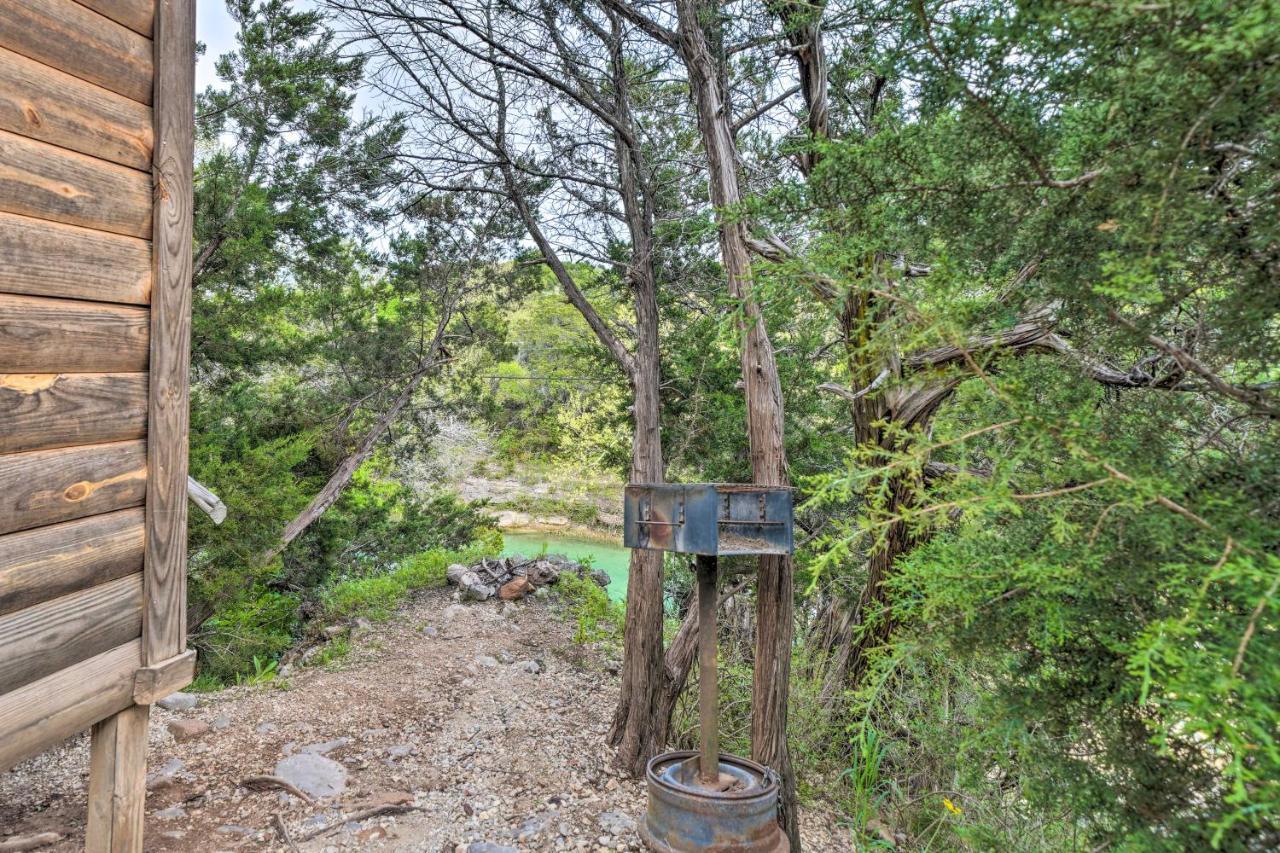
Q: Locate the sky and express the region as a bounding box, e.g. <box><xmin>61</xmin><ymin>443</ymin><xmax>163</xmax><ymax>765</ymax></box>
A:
<box><xmin>196</xmin><ymin>0</ymin><xmax>239</xmax><ymax>92</ymax></box>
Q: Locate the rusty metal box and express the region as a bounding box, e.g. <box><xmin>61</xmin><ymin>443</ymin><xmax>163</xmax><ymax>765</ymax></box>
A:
<box><xmin>623</xmin><ymin>483</ymin><xmax>794</xmax><ymax>556</ymax></box>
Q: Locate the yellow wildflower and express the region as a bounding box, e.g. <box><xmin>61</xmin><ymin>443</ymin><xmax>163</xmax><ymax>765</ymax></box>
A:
<box><xmin>943</xmin><ymin>798</ymin><xmax>963</xmax><ymax>816</ymax></box>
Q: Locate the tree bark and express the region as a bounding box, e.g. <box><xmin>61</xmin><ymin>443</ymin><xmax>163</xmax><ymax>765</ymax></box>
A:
<box><xmin>672</xmin><ymin>0</ymin><xmax>799</xmax><ymax>844</ymax></box>
<box><xmin>261</xmin><ymin>352</ymin><xmax>443</xmax><ymax>564</ymax></box>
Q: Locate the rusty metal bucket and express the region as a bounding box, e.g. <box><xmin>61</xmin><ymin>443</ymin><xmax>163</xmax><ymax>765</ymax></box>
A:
<box><xmin>640</xmin><ymin>750</ymin><xmax>789</xmax><ymax>853</ymax></box>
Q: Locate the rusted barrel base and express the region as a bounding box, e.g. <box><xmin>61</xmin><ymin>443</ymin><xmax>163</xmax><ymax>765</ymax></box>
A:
<box><xmin>640</xmin><ymin>750</ymin><xmax>789</xmax><ymax>853</ymax></box>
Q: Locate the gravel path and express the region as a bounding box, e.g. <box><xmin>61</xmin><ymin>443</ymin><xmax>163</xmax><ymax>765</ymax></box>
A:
<box><xmin>0</xmin><ymin>588</ymin><xmax>849</xmax><ymax>851</ymax></box>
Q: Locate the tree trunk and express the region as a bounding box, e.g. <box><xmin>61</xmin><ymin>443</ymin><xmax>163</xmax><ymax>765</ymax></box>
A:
<box><xmin>673</xmin><ymin>0</ymin><xmax>799</xmax><ymax>844</ymax></box>
<box><xmin>261</xmin><ymin>359</ymin><xmax>436</xmax><ymax>564</ymax></box>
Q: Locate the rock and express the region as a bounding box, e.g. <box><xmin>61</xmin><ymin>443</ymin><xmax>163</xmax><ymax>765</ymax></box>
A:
<box><xmin>444</xmin><ymin>603</ymin><xmax>468</xmax><ymax>622</ymax></box>
<box><xmin>467</xmin><ymin>844</ymin><xmax>518</xmax><ymax>853</ymax></box>
<box><xmin>386</xmin><ymin>743</ymin><xmax>415</xmax><ymax>758</ymax></box>
<box><xmin>255</xmin><ymin>721</ymin><xmax>278</xmax><ymax>735</ymax></box>
<box><xmin>496</xmin><ymin>650</ymin><xmax>515</xmax><ymax>665</ymax></box>
<box><xmin>422</xmin><ymin>625</ymin><xmax>439</xmax><ymax>638</ymax></box>
<box><xmin>214</xmin><ymin>825</ymin><xmax>255</xmax><ymax>837</ymax></box>
<box><xmin>274</xmin><ymin>752</ymin><xmax>348</xmax><ymax>799</ymax></box>
<box><xmin>301</xmin><ymin>737</ymin><xmax>352</xmax><ymax>755</ymax></box>
<box><xmin>474</xmin><ymin>654</ymin><xmax>498</xmax><ymax>668</ymax></box>
<box><xmin>513</xmin><ymin>660</ymin><xmax>541</xmax><ymax>675</ymax></box>
<box><xmin>167</xmin><ymin>719</ymin><xmax>210</xmax><ymax>743</ymax></box>
<box><xmin>322</xmin><ymin>624</ymin><xmax>347</xmax><ymax>639</ymax></box>
<box><xmin>499</xmin><ymin>576</ymin><xmax>534</xmax><ymax>600</ymax></box>
<box><xmin>446</xmin><ymin>563</ymin><xmax>470</xmax><ymax>585</ymax></box>
<box><xmin>154</xmin><ymin>806</ymin><xmax>187</xmax><ymax>820</ymax></box>
<box><xmin>597</xmin><ymin>811</ymin><xmax>636</xmax><ymax>836</ymax></box>
<box><xmin>459</xmin><ymin>573</ymin><xmax>495</xmax><ymax>602</ymax></box>
<box><xmin>589</xmin><ymin>569</ymin><xmax>610</xmax><ymax>588</ymax></box>
<box><xmin>156</xmin><ymin>692</ymin><xmax>198</xmax><ymax>712</ymax></box>
<box><xmin>356</xmin><ymin>826</ymin><xmax>389</xmax><ymax>842</ymax></box>
<box><xmin>526</xmin><ymin>561</ymin><xmax>560</xmax><ymax>586</ymax></box>
<box><xmin>211</xmin><ymin>715</ymin><xmax>231</xmax><ymax>731</ymax></box>
<box><xmin>494</xmin><ymin>510</ymin><xmax>531</xmax><ymax>529</ymax></box>
<box><xmin>0</xmin><ymin>832</ymin><xmax>62</xmax><ymax>851</ymax></box>
<box><xmin>146</xmin><ymin>757</ymin><xmax>186</xmax><ymax>790</ymax></box>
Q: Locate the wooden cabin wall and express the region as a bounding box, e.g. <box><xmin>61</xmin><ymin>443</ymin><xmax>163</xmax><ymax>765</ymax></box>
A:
<box><xmin>0</xmin><ymin>0</ymin><xmax>194</xmax><ymax>773</ymax></box>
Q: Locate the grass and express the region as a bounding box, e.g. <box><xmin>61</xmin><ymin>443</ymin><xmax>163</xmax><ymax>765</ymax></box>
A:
<box><xmin>319</xmin><ymin>544</ymin><xmax>488</xmax><ymax>622</ymax></box>
<box><xmin>554</xmin><ymin>563</ymin><xmax>625</xmax><ymax>646</ymax></box>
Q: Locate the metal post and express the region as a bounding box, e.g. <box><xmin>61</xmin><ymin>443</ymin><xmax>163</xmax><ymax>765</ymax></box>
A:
<box><xmin>695</xmin><ymin>553</ymin><xmax>719</xmax><ymax>785</ymax></box>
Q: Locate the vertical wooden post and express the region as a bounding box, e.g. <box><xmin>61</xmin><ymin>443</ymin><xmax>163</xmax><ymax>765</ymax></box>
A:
<box><xmin>86</xmin><ymin>704</ymin><xmax>150</xmax><ymax>853</ymax></box>
<box><xmin>144</xmin><ymin>0</ymin><xmax>196</xmax><ymax>666</ymax></box>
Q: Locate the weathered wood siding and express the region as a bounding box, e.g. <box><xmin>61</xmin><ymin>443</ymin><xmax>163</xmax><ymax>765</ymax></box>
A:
<box><xmin>0</xmin><ymin>0</ymin><xmax>194</xmax><ymax>771</ymax></box>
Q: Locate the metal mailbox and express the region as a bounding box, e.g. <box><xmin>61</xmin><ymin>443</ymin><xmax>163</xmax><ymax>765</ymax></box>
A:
<box><xmin>624</xmin><ymin>483</ymin><xmax>794</xmax><ymax>556</ymax></box>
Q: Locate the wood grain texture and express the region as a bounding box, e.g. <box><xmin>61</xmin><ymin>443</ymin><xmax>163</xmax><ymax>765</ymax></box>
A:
<box><xmin>0</xmin><ymin>573</ymin><xmax>142</xmax><ymax>695</ymax></box>
<box><xmin>0</xmin><ymin>639</ymin><xmax>140</xmax><ymax>771</ymax></box>
<box><xmin>132</xmin><ymin>648</ymin><xmax>194</xmax><ymax>704</ymax></box>
<box><xmin>144</xmin><ymin>0</ymin><xmax>196</xmax><ymax>664</ymax></box>
<box><xmin>0</xmin><ymin>46</ymin><xmax>152</xmax><ymax>170</ymax></box>
<box><xmin>86</xmin><ymin>703</ymin><xmax>149</xmax><ymax>853</ymax></box>
<box><xmin>76</xmin><ymin>0</ymin><xmax>153</xmax><ymax>38</ymax></box>
<box><xmin>0</xmin><ymin>129</ymin><xmax>151</xmax><ymax>238</ymax></box>
<box><xmin>0</xmin><ymin>294</ymin><xmax>149</xmax><ymax>372</ymax></box>
<box><xmin>0</xmin><ymin>373</ymin><xmax>147</xmax><ymax>453</ymax></box>
<box><xmin>0</xmin><ymin>211</ymin><xmax>151</xmax><ymax>305</ymax></box>
<box><xmin>0</xmin><ymin>0</ymin><xmax>153</xmax><ymax>104</ymax></box>
<box><xmin>0</xmin><ymin>508</ymin><xmax>144</xmax><ymax>617</ymax></box>
<box><xmin>0</xmin><ymin>440</ymin><xmax>147</xmax><ymax>535</ymax></box>
<box><xmin>86</xmin><ymin>703</ymin><xmax>149</xmax><ymax>852</ymax></box>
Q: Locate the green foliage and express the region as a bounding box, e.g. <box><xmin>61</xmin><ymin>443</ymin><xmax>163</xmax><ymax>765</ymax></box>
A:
<box><xmin>555</xmin><ymin>568</ymin><xmax>625</xmax><ymax>647</ymax></box>
<box><xmin>788</xmin><ymin>0</ymin><xmax>1280</xmax><ymax>845</ymax></box>
<box><xmin>320</xmin><ymin>545</ymin><xmax>488</xmax><ymax>623</ymax></box>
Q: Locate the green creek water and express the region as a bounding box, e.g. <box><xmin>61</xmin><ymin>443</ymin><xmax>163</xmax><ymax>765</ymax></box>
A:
<box><xmin>500</xmin><ymin>530</ymin><xmax>630</xmax><ymax>603</ymax></box>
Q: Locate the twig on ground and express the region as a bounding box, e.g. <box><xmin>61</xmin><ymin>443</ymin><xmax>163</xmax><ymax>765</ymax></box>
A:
<box><xmin>272</xmin><ymin>813</ymin><xmax>300</xmax><ymax>852</ymax></box>
<box><xmin>295</xmin><ymin>804</ymin><xmax>425</xmax><ymax>842</ymax></box>
<box><xmin>240</xmin><ymin>775</ymin><xmax>316</xmax><ymax>806</ymax></box>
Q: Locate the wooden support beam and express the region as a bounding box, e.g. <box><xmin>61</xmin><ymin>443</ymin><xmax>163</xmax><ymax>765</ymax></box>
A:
<box><xmin>0</xmin><ymin>0</ymin><xmax>153</xmax><ymax>105</ymax></box>
<box><xmin>0</xmin><ymin>640</ymin><xmax>140</xmax><ymax>771</ymax></box>
<box><xmin>0</xmin><ymin>294</ymin><xmax>150</xmax><ymax>373</ymax></box>
<box><xmin>0</xmin><ymin>211</ymin><xmax>151</xmax><ymax>305</ymax></box>
<box><xmin>0</xmin><ymin>46</ymin><xmax>152</xmax><ymax>170</ymax></box>
<box><xmin>86</xmin><ymin>703</ymin><xmax>149</xmax><ymax>853</ymax></box>
<box><xmin>142</xmin><ymin>0</ymin><xmax>195</xmax><ymax>665</ymax></box>
<box><xmin>0</xmin><ymin>508</ymin><xmax>144</xmax><ymax>617</ymax></box>
<box><xmin>0</xmin><ymin>373</ymin><xmax>148</xmax><ymax>454</ymax></box>
<box><xmin>0</xmin><ymin>129</ymin><xmax>152</xmax><ymax>238</ymax></box>
<box><xmin>132</xmin><ymin>648</ymin><xmax>194</xmax><ymax>704</ymax></box>
<box><xmin>187</xmin><ymin>476</ymin><xmax>227</xmax><ymax>525</ymax></box>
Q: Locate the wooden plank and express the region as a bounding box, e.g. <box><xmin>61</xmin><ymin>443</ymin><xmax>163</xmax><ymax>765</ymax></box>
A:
<box><xmin>76</xmin><ymin>0</ymin><xmax>153</xmax><ymax>38</ymax></box>
<box><xmin>0</xmin><ymin>46</ymin><xmax>152</xmax><ymax>170</ymax></box>
<box><xmin>0</xmin><ymin>294</ymin><xmax>149</xmax><ymax>373</ymax></box>
<box><xmin>0</xmin><ymin>573</ymin><xmax>142</xmax><ymax>696</ymax></box>
<box><xmin>0</xmin><ymin>639</ymin><xmax>140</xmax><ymax>771</ymax></box>
<box><xmin>0</xmin><ymin>0</ymin><xmax>153</xmax><ymax>104</ymax></box>
<box><xmin>86</xmin><ymin>704</ymin><xmax>149</xmax><ymax>853</ymax></box>
<box><xmin>0</xmin><ymin>129</ymin><xmax>152</xmax><ymax>238</ymax></box>
<box><xmin>0</xmin><ymin>507</ymin><xmax>144</xmax><ymax>617</ymax></box>
<box><xmin>132</xmin><ymin>648</ymin><xmax>194</xmax><ymax>704</ymax></box>
<box><xmin>0</xmin><ymin>440</ymin><xmax>147</xmax><ymax>535</ymax></box>
<box><xmin>0</xmin><ymin>211</ymin><xmax>151</xmax><ymax>305</ymax></box>
<box><xmin>0</xmin><ymin>373</ymin><xmax>147</xmax><ymax>454</ymax></box>
<box><xmin>144</xmin><ymin>0</ymin><xmax>196</xmax><ymax>665</ymax></box>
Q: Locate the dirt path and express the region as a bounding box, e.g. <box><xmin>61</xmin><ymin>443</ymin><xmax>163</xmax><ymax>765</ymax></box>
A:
<box><xmin>0</xmin><ymin>589</ymin><xmax>849</xmax><ymax>851</ymax></box>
